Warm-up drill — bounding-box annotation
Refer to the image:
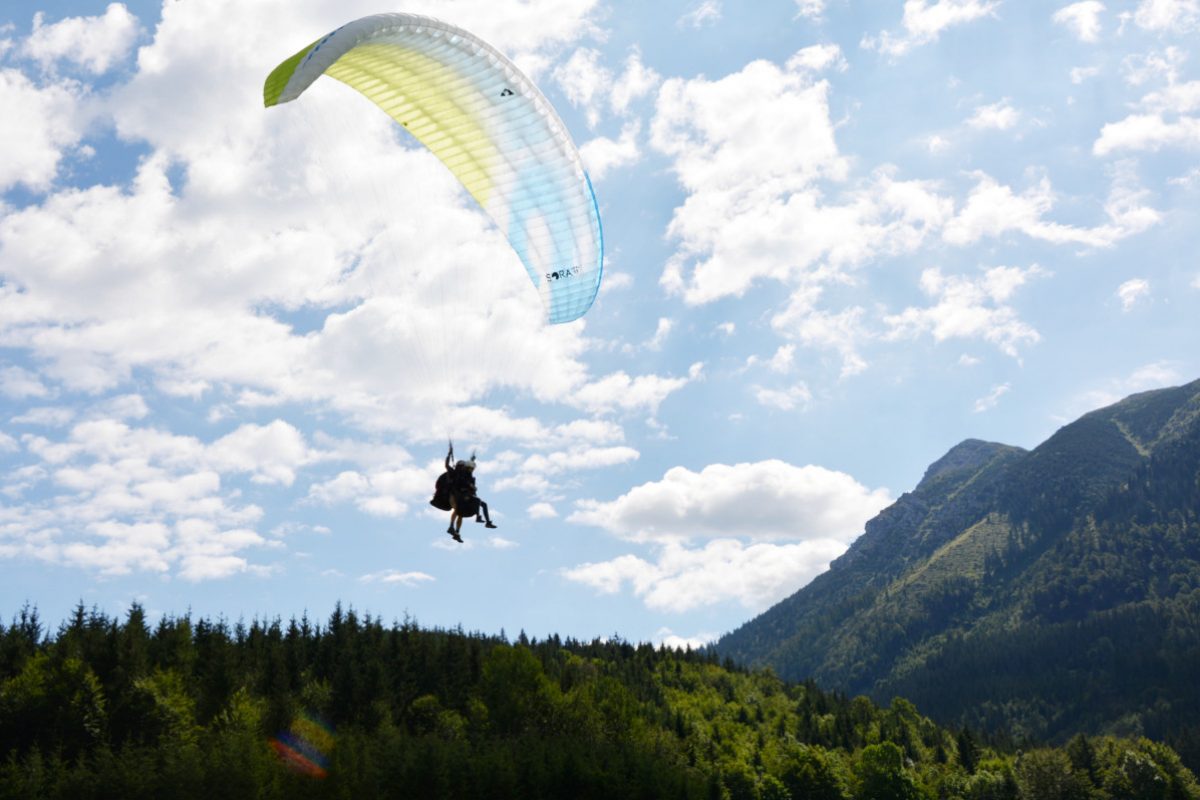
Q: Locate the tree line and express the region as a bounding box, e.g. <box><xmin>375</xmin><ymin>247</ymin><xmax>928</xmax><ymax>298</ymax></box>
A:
<box><xmin>1</xmin><ymin>602</ymin><xmax>1197</xmax><ymax>799</ymax></box>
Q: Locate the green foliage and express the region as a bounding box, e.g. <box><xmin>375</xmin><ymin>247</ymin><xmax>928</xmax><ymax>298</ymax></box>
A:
<box><xmin>0</xmin><ymin>606</ymin><xmax>1196</xmax><ymax>799</ymax></box>
<box><xmin>714</xmin><ymin>380</ymin><xmax>1200</xmax><ymax>769</ymax></box>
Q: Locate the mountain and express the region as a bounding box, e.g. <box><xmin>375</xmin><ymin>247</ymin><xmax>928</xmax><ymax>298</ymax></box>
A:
<box><xmin>714</xmin><ymin>378</ymin><xmax>1200</xmax><ymax>764</ymax></box>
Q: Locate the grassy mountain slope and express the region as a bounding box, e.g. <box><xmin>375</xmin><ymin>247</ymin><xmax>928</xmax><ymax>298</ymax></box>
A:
<box><xmin>714</xmin><ymin>379</ymin><xmax>1200</xmax><ymax>763</ymax></box>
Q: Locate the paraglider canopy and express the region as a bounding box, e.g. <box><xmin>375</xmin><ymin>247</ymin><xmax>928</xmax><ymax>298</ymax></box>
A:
<box><xmin>264</xmin><ymin>12</ymin><xmax>603</xmax><ymax>324</ymax></box>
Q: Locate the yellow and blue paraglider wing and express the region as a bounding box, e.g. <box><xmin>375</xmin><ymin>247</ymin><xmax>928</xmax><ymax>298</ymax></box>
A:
<box><xmin>264</xmin><ymin>13</ymin><xmax>603</xmax><ymax>324</ymax></box>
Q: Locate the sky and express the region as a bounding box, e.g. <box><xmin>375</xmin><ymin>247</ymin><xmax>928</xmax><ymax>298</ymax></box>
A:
<box><xmin>1</xmin><ymin>0</ymin><xmax>1198</xmax><ymax>649</ymax></box>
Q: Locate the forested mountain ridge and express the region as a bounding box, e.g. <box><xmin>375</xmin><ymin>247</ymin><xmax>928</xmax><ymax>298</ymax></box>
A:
<box><xmin>714</xmin><ymin>379</ymin><xmax>1200</xmax><ymax>765</ymax></box>
<box><xmin>2</xmin><ymin>604</ymin><xmax>1198</xmax><ymax>799</ymax></box>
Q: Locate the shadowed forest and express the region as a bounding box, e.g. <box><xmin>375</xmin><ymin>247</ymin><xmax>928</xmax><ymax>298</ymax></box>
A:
<box><xmin>1</xmin><ymin>603</ymin><xmax>1197</xmax><ymax>799</ymax></box>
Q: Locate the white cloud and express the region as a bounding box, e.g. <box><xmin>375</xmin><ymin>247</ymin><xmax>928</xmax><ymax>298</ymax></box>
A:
<box><xmin>884</xmin><ymin>265</ymin><xmax>1045</xmax><ymax>357</ymax></box>
<box><xmin>652</xmin><ymin>57</ymin><xmax>948</xmax><ymax>307</ymax></box>
<box><xmin>573</xmin><ymin>366</ymin><xmax>699</xmax><ymax>415</ymax></box>
<box><xmin>564</xmin><ymin>537</ymin><xmax>852</xmax><ymax>612</ymax></box>
<box><xmin>863</xmin><ymin>0</ymin><xmax>1000</xmax><ymax>57</ymax></box>
<box><xmin>488</xmin><ymin>536</ymin><xmax>518</xmax><ymax>549</ymax></box>
<box><xmin>1</xmin><ymin>366</ymin><xmax>52</xmax><ymax>399</ymax></box>
<box><xmin>974</xmin><ymin>382</ymin><xmax>1011</xmax><ymax>412</ymax></box>
<box><xmin>958</xmin><ymin>354</ymin><xmax>982</xmax><ymax>366</ymax></box>
<box><xmin>1053</xmin><ymin>2</ymin><xmax>1106</xmax><ymax>42</ymax></box>
<box><xmin>569</xmin><ymin>459</ymin><xmax>891</xmax><ymax>544</ymax></box>
<box><xmin>0</xmin><ymin>415</ymin><xmax>279</xmax><ymax>579</ymax></box>
<box><xmin>1142</xmin><ymin>81</ymin><xmax>1200</xmax><ymax>114</ymax></box>
<box><xmin>554</xmin><ymin>47</ymin><xmax>609</xmax><ymax>128</ymax></box>
<box><xmin>771</xmin><ymin>291</ymin><xmax>870</xmax><ymax>378</ymax></box>
<box><xmin>610</xmin><ymin>49</ymin><xmax>661</xmax><ymax>114</ymax></box>
<box><xmin>787</xmin><ymin>44</ymin><xmax>847</xmax><ymax>74</ymax></box>
<box><xmin>99</xmin><ymin>393</ymin><xmax>149</xmax><ymax>420</ymax></box>
<box><xmin>1116</xmin><ymin>278</ymin><xmax>1151</xmax><ymax>310</ymax></box>
<box><xmin>0</xmin><ymin>432</ymin><xmax>18</xmax><ymax>453</ymax></box>
<box><xmin>679</xmin><ymin>0</ymin><xmax>722</xmax><ymax>28</ymax></box>
<box><xmin>1094</xmin><ymin>114</ymin><xmax>1200</xmax><ymax>154</ymax></box>
<box><xmin>21</xmin><ymin>4</ymin><xmax>140</xmax><ymax>74</ymax></box>
<box><xmin>209</xmin><ymin>421</ymin><xmax>314</xmax><ymax>486</ymax></box>
<box><xmin>307</xmin><ymin>463</ymin><xmax>430</xmax><ymax>519</ymax></box>
<box><xmin>967</xmin><ymin>99</ymin><xmax>1021</xmax><ymax>130</ymax></box>
<box><xmin>1071</xmin><ymin>66</ymin><xmax>1102</xmax><ymax>83</ymax></box>
<box><xmin>0</xmin><ymin>0</ymin><xmax>684</xmax><ymax>452</ymax></box>
<box><xmin>0</xmin><ymin>69</ymin><xmax>89</xmax><ymax>191</ymax></box>
<box><xmin>528</xmin><ymin>502</ymin><xmax>558</xmax><ymax>519</ymax></box>
<box><xmin>580</xmin><ymin>122</ymin><xmax>641</xmax><ymax>180</ymax></box>
<box><xmin>942</xmin><ymin>172</ymin><xmax>1159</xmax><ymax>247</ymax></box>
<box><xmin>765</xmin><ymin>344</ymin><xmax>796</xmax><ymax>374</ymax></box>
<box><xmin>1133</xmin><ymin>0</ymin><xmax>1199</xmax><ymax>31</ymax></box>
<box><xmin>656</xmin><ymin>627</ymin><xmax>717</xmax><ymax>650</ymax></box>
<box><xmin>495</xmin><ymin>445</ymin><xmax>640</xmax><ymax>494</ymax></box>
<box><xmin>1122</xmin><ymin>47</ymin><xmax>1186</xmax><ymax>87</ymax></box>
<box><xmin>360</xmin><ymin>569</ymin><xmax>435</xmax><ymax>587</ymax></box>
<box><xmin>794</xmin><ymin>0</ymin><xmax>827</xmax><ymax>19</ymax></box>
<box><xmin>648</xmin><ymin>318</ymin><xmax>674</xmax><ymax>350</ymax></box>
<box><xmin>754</xmin><ymin>384</ymin><xmax>812</xmax><ymax>411</ymax></box>
<box><xmin>12</xmin><ymin>406</ymin><xmax>75</xmax><ymax>426</ymax></box>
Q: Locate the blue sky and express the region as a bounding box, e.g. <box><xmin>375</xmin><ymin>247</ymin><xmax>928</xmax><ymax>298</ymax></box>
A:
<box><xmin>1</xmin><ymin>0</ymin><xmax>1197</xmax><ymax>647</ymax></box>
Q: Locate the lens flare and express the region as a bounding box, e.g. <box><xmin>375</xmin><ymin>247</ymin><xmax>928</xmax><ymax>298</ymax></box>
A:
<box><xmin>270</xmin><ymin>712</ymin><xmax>334</xmax><ymax>778</ymax></box>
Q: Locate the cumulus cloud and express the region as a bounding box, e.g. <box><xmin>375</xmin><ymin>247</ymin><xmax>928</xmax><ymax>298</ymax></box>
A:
<box><xmin>0</xmin><ymin>0</ymin><xmax>682</xmax><ymax>457</ymax></box>
<box><xmin>1132</xmin><ymin>0</ymin><xmax>1199</xmax><ymax>31</ymax></box>
<box><xmin>555</xmin><ymin>47</ymin><xmax>660</xmax><ymax>127</ymax></box>
<box><xmin>560</xmin><ymin>459</ymin><xmax>902</xmax><ymax>611</ymax></box>
<box><xmin>360</xmin><ymin>569</ymin><xmax>435</xmax><ymax>587</ymax></box>
<box><xmin>564</xmin><ymin>538</ymin><xmax>851</xmax><ymax>612</ymax></box>
<box><xmin>580</xmin><ymin>122</ymin><xmax>641</xmax><ymax>180</ymax></box>
<box><xmin>942</xmin><ymin>172</ymin><xmax>1159</xmax><ymax>247</ymax></box>
<box><xmin>0</xmin><ymin>367</ymin><xmax>52</xmax><ymax>399</ymax></box>
<box><xmin>610</xmin><ymin>49</ymin><xmax>661</xmax><ymax>114</ymax></box>
<box><xmin>967</xmin><ymin>99</ymin><xmax>1021</xmax><ymax>130</ymax></box>
<box><xmin>495</xmin><ymin>445</ymin><xmax>639</xmax><ymax>494</ymax></box>
<box><xmin>1053</xmin><ymin>1</ymin><xmax>1105</xmax><ymax>42</ymax></box>
<box><xmin>656</xmin><ymin>627</ymin><xmax>718</xmax><ymax>650</ymax></box>
<box><xmin>1116</xmin><ymin>278</ymin><xmax>1151</xmax><ymax>310</ymax></box>
<box><xmin>528</xmin><ymin>502</ymin><xmax>558</xmax><ymax>519</ymax></box>
<box><xmin>0</xmin><ymin>416</ymin><xmax>275</xmax><ymax>579</ymax></box>
<box><xmin>569</xmin><ymin>459</ymin><xmax>890</xmax><ymax>544</ymax></box>
<box><xmin>862</xmin><ymin>0</ymin><xmax>1000</xmax><ymax>57</ymax></box>
<box><xmin>1094</xmin><ymin>114</ymin><xmax>1200</xmax><ymax>154</ymax></box>
<box><xmin>572</xmin><ymin>365</ymin><xmax>701</xmax><ymax>416</ymax></box>
<box><xmin>1096</xmin><ymin>61</ymin><xmax>1200</xmax><ymax>154</ymax></box>
<box><xmin>652</xmin><ymin>57</ymin><xmax>949</xmax><ymax>308</ymax></box>
<box><xmin>884</xmin><ymin>265</ymin><xmax>1045</xmax><ymax>357</ymax></box>
<box><xmin>0</xmin><ymin>69</ymin><xmax>89</xmax><ymax>191</ymax></box>
<box><xmin>12</xmin><ymin>406</ymin><xmax>75</xmax><ymax>427</ymax></box>
<box><xmin>787</xmin><ymin>44</ymin><xmax>847</xmax><ymax>74</ymax></box>
<box><xmin>753</xmin><ymin>384</ymin><xmax>812</xmax><ymax>411</ymax></box>
<box><xmin>21</xmin><ymin>4</ymin><xmax>140</xmax><ymax>74</ymax></box>
<box><xmin>794</xmin><ymin>0</ymin><xmax>827</xmax><ymax>19</ymax></box>
<box><xmin>771</xmin><ymin>291</ymin><xmax>870</xmax><ymax>378</ymax></box>
<box><xmin>554</xmin><ymin>47</ymin><xmax>609</xmax><ymax>128</ymax></box>
<box><xmin>307</xmin><ymin>464</ymin><xmax>430</xmax><ymax>518</ymax></box>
